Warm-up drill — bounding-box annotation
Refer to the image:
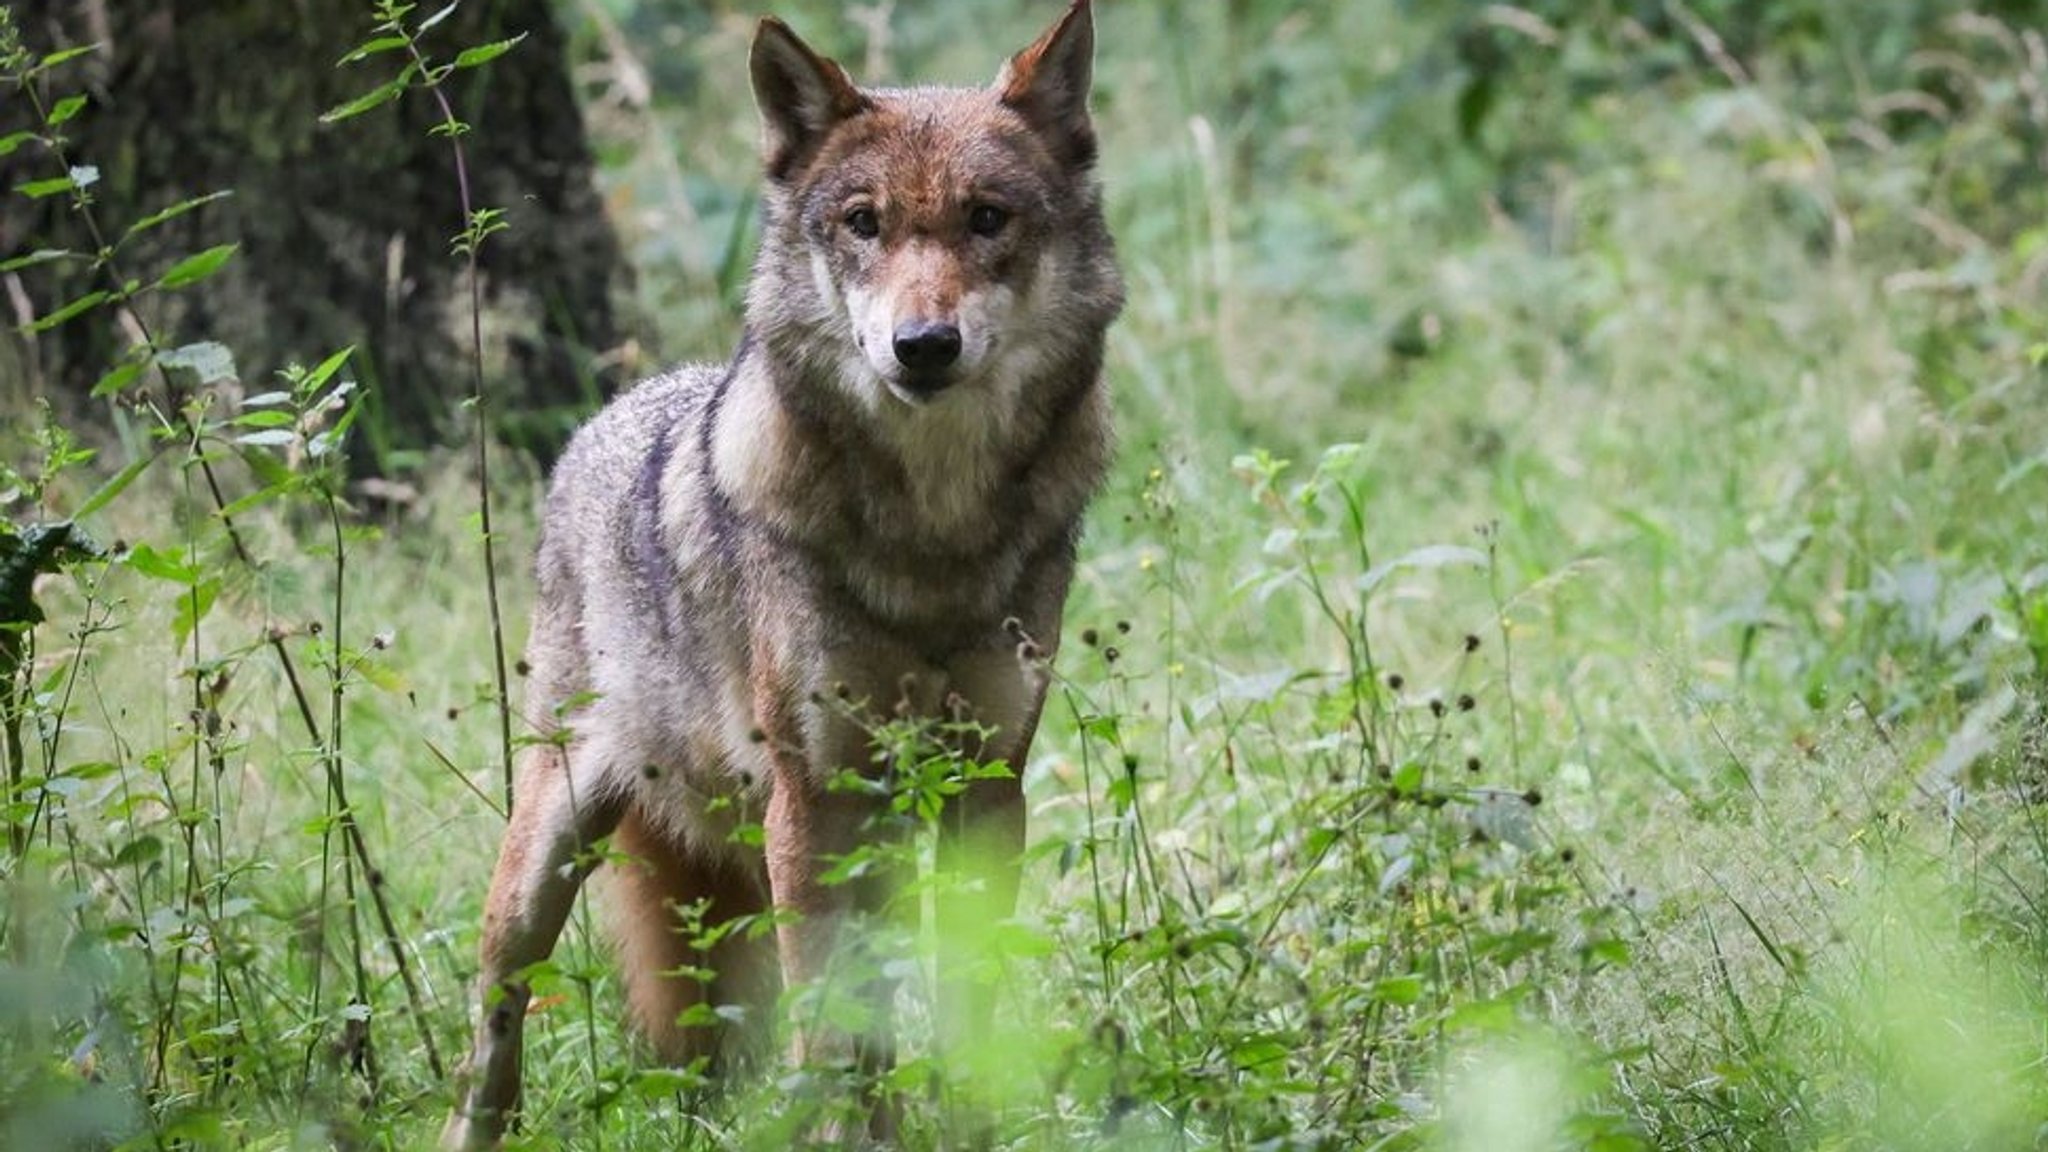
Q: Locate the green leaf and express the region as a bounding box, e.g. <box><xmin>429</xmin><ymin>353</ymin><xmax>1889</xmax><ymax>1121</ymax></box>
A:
<box><xmin>1372</xmin><ymin>974</ymin><xmax>1426</xmax><ymax>1006</ymax></box>
<box><xmin>1445</xmin><ymin>995</ymin><xmax>1520</xmax><ymax>1034</ymax></box>
<box><xmin>154</xmin><ymin>243</ymin><xmax>238</xmax><ymax>289</ymax></box>
<box><xmin>124</xmin><ymin>543</ymin><xmax>198</xmax><ymax>585</ymax></box>
<box><xmin>15</xmin><ymin>175</ymin><xmax>75</xmax><ymax>199</ymax></box>
<box><xmin>74</xmin><ymin>453</ymin><xmax>155</xmax><ymax>519</ymax></box>
<box><xmin>121</xmin><ymin>190</ymin><xmax>232</xmax><ymax>245</ymax></box>
<box><xmin>45</xmin><ymin>94</ymin><xmax>88</xmax><ymax>126</ymax></box>
<box><xmin>301</xmin><ymin>345</ymin><xmax>356</xmax><ymax>392</ymax></box>
<box><xmin>319</xmin><ymin>75</ymin><xmax>408</xmax><ymax>124</ymax></box>
<box><xmin>237</xmin><ymin>445</ymin><xmax>295</xmax><ymax>490</ymax></box>
<box><xmin>0</xmin><ymin>130</ymin><xmax>37</xmax><ymax>157</ymax></box>
<box><xmin>0</xmin><ymin>248</ymin><xmax>73</xmax><ymax>273</ymax></box>
<box><xmin>90</xmin><ymin>358</ymin><xmax>148</xmax><ymax>398</ymax></box>
<box><xmin>171</xmin><ymin>578</ymin><xmax>220</xmax><ymax>644</ymax></box>
<box><xmin>28</xmin><ymin>289</ymin><xmax>108</xmax><ymax>331</ymax></box>
<box><xmin>452</xmin><ymin>33</ymin><xmax>524</xmax><ymax>70</ymax></box>
<box><xmin>232</xmin><ymin>409</ymin><xmax>297</xmax><ymax>429</ymax></box>
<box><xmin>36</xmin><ymin>45</ymin><xmax>100</xmax><ymax>71</ymax></box>
<box><xmin>218</xmin><ymin>483</ymin><xmax>292</xmax><ymax>519</ymax></box>
<box><xmin>114</xmin><ymin>834</ymin><xmax>164</xmax><ymax>867</ymax></box>
<box><xmin>338</xmin><ymin>35</ymin><xmax>410</xmax><ymax>65</ymax></box>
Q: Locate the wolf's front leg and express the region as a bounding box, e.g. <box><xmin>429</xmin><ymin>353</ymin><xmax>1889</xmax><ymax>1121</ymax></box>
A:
<box><xmin>763</xmin><ymin>766</ymin><xmax>908</xmax><ymax>1139</ymax></box>
<box><xmin>934</xmin><ymin>645</ymin><xmax>1042</xmax><ymax>1060</ymax></box>
<box><xmin>756</xmin><ymin>646</ymin><xmax>930</xmax><ymax>1139</ymax></box>
<box><xmin>444</xmin><ymin>744</ymin><xmax>624</xmax><ymax>1152</ymax></box>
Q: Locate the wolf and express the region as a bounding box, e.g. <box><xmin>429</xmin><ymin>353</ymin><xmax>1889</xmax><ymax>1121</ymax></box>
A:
<box><xmin>441</xmin><ymin>2</ymin><xmax>1121</xmax><ymax>1146</ymax></box>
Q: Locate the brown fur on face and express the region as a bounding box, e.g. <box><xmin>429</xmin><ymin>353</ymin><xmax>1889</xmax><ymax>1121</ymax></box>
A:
<box><xmin>443</xmin><ymin>5</ymin><xmax>1119</xmax><ymax>1148</ymax></box>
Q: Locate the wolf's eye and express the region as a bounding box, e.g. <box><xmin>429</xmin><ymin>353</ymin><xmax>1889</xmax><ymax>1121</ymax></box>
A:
<box><xmin>844</xmin><ymin>207</ymin><xmax>881</xmax><ymax>239</ymax></box>
<box><xmin>967</xmin><ymin>204</ymin><xmax>1010</xmax><ymax>238</ymax></box>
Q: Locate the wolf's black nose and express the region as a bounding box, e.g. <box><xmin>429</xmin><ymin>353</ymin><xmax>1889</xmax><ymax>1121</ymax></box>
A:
<box><xmin>892</xmin><ymin>321</ymin><xmax>962</xmax><ymax>375</ymax></box>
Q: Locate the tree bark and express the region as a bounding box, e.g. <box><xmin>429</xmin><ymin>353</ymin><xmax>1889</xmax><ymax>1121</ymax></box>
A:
<box><xmin>2</xmin><ymin>0</ymin><xmax>636</xmax><ymax>467</ymax></box>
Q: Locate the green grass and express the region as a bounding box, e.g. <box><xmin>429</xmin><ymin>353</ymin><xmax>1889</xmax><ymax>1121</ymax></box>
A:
<box><xmin>6</xmin><ymin>1</ymin><xmax>2048</xmax><ymax>1149</ymax></box>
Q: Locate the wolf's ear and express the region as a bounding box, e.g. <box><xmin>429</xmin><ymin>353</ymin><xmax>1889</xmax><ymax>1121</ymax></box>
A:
<box><xmin>750</xmin><ymin>18</ymin><xmax>867</xmax><ymax>182</ymax></box>
<box><xmin>996</xmin><ymin>0</ymin><xmax>1097</xmax><ymax>168</ymax></box>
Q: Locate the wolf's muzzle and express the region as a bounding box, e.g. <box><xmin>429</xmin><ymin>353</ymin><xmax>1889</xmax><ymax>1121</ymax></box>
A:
<box><xmin>892</xmin><ymin>319</ymin><xmax>962</xmax><ymax>394</ymax></box>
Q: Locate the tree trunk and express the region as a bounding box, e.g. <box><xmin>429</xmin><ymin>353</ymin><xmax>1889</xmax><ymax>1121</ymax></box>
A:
<box><xmin>1</xmin><ymin>0</ymin><xmax>636</xmax><ymax>468</ymax></box>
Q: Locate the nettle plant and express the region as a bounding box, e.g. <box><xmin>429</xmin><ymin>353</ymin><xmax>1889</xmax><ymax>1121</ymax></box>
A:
<box><xmin>1034</xmin><ymin>444</ymin><xmax>1639</xmax><ymax>1146</ymax></box>
<box><xmin>1</xmin><ymin>7</ymin><xmax>515</xmax><ymax>1143</ymax></box>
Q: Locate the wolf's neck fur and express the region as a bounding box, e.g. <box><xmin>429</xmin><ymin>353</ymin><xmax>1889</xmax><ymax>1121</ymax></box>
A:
<box><xmin>704</xmin><ymin>335</ymin><xmax>1108</xmax><ymax>622</ymax></box>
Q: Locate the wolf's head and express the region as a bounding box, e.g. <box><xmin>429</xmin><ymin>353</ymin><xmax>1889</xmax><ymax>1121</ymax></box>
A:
<box><xmin>743</xmin><ymin>1</ymin><xmax>1123</xmax><ymax>419</ymax></box>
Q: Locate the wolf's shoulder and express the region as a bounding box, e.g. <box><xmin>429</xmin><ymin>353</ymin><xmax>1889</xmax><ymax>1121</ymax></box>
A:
<box><xmin>550</xmin><ymin>365</ymin><xmax>723</xmax><ymax>484</ymax></box>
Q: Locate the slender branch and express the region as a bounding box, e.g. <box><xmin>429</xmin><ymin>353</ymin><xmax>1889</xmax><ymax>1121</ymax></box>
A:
<box><xmin>392</xmin><ymin>27</ymin><xmax>517</xmax><ymax>816</ymax></box>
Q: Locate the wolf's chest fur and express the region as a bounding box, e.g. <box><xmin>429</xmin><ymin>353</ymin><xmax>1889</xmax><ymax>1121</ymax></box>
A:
<box><xmin>446</xmin><ymin>6</ymin><xmax>1119</xmax><ymax>1146</ymax></box>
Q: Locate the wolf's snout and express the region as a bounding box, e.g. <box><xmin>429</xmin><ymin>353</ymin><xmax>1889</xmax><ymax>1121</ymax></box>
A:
<box><xmin>892</xmin><ymin>320</ymin><xmax>963</xmax><ymax>380</ymax></box>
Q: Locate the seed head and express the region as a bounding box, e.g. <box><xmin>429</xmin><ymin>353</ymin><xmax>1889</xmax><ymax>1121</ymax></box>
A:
<box><xmin>1463</xmin><ymin>633</ymin><xmax>1481</xmax><ymax>653</ymax></box>
<box><xmin>1522</xmin><ymin>788</ymin><xmax>1543</xmax><ymax>807</ymax></box>
<box><xmin>1456</xmin><ymin>692</ymin><xmax>1476</xmax><ymax>712</ymax></box>
<box><xmin>1386</xmin><ymin>672</ymin><xmax>1405</xmax><ymax>692</ymax></box>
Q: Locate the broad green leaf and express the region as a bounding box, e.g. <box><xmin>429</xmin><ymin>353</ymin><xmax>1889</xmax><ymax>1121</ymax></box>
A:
<box><xmin>453</xmin><ymin>34</ymin><xmax>524</xmax><ymax>70</ymax></box>
<box><xmin>1372</xmin><ymin>974</ymin><xmax>1426</xmax><ymax>1006</ymax></box>
<box><xmin>237</xmin><ymin>445</ymin><xmax>295</xmax><ymax>489</ymax></box>
<box><xmin>338</xmin><ymin>35</ymin><xmax>409</xmax><ymax>65</ymax></box>
<box><xmin>123</xmin><ymin>543</ymin><xmax>197</xmax><ymax>585</ymax></box>
<box><xmin>154</xmin><ymin>243</ymin><xmax>238</xmax><ymax>289</ymax></box>
<box><xmin>232</xmin><ymin>410</ymin><xmax>297</xmax><ymax>429</ymax></box>
<box><xmin>89</xmin><ymin>357</ymin><xmax>148</xmax><ymax>398</ymax></box>
<box><xmin>45</xmin><ymin>94</ymin><xmax>87</xmax><ymax>126</ymax></box>
<box><xmin>74</xmin><ymin>453</ymin><xmax>156</xmax><ymax>519</ymax></box>
<box><xmin>0</xmin><ymin>130</ymin><xmax>36</xmax><ymax>157</ymax></box>
<box><xmin>0</xmin><ymin>248</ymin><xmax>73</xmax><ymax>273</ymax></box>
<box><xmin>27</xmin><ymin>289</ymin><xmax>108</xmax><ymax>331</ymax></box>
<box><xmin>15</xmin><ymin>175</ymin><xmax>75</xmax><ymax>199</ymax></box>
<box><xmin>171</xmin><ymin>578</ymin><xmax>220</xmax><ymax>644</ymax></box>
<box><xmin>319</xmin><ymin>74</ymin><xmax>407</xmax><ymax>124</ymax></box>
<box><xmin>219</xmin><ymin>483</ymin><xmax>292</xmax><ymax>519</ymax></box>
<box><xmin>121</xmin><ymin>190</ymin><xmax>232</xmax><ymax>244</ymax></box>
<box><xmin>36</xmin><ymin>45</ymin><xmax>100</xmax><ymax>71</ymax></box>
<box><xmin>301</xmin><ymin>345</ymin><xmax>355</xmax><ymax>392</ymax></box>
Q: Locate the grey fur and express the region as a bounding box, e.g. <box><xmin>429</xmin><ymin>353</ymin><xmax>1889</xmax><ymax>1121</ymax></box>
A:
<box><xmin>445</xmin><ymin>3</ymin><xmax>1119</xmax><ymax>1145</ymax></box>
